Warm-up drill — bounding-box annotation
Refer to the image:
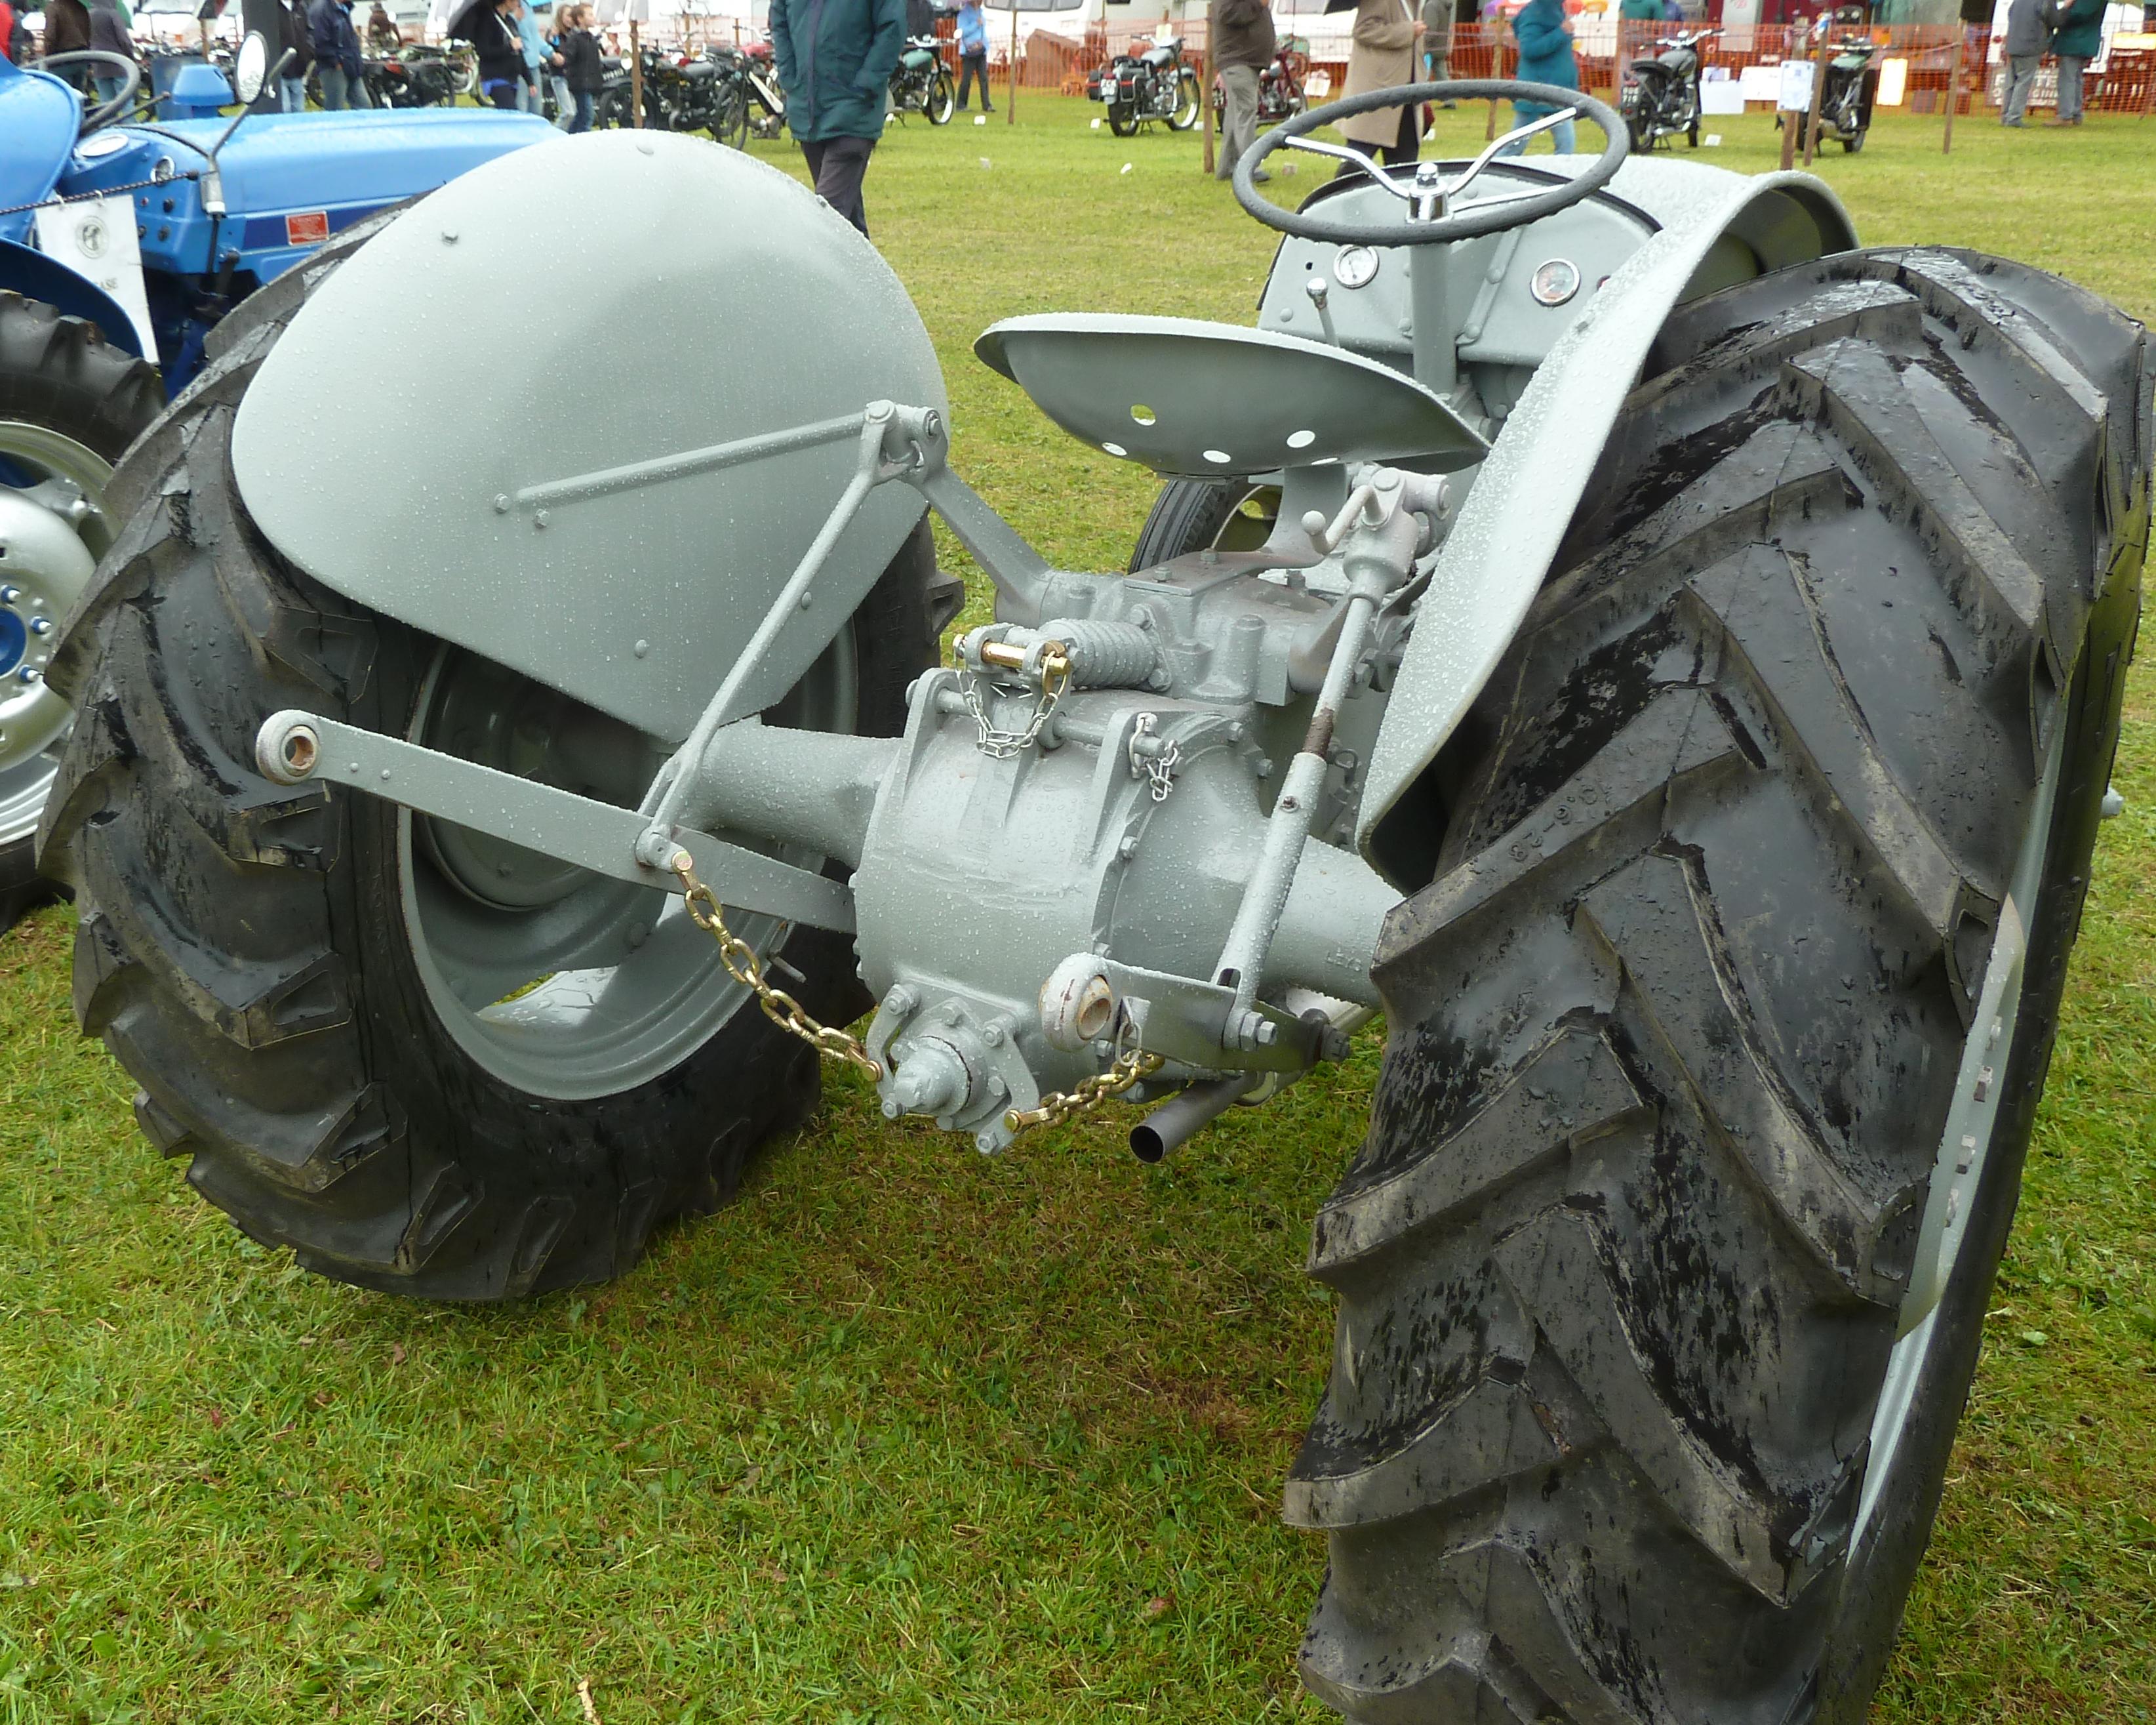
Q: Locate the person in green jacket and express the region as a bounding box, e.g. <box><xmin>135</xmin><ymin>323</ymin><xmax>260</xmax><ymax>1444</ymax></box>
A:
<box><xmin>770</xmin><ymin>0</ymin><xmax>906</xmax><ymax>237</ymax></box>
<box><xmin>2046</xmin><ymin>0</ymin><xmax>2102</xmax><ymax>123</ymax></box>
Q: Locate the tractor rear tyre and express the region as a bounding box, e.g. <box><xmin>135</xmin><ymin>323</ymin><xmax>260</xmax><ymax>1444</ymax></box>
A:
<box><xmin>1296</xmin><ymin>249</ymin><xmax>2147</xmax><ymax>1722</ymax></box>
<box><xmin>38</xmin><ymin>214</ymin><xmax>948</xmax><ymax>1301</ymax></box>
<box><xmin>1128</xmin><ymin>476</ymin><xmax>1279</xmax><ymax>567</ymax></box>
<box><xmin>0</xmin><ymin>293</ymin><xmax>163</xmax><ymax>931</ymax></box>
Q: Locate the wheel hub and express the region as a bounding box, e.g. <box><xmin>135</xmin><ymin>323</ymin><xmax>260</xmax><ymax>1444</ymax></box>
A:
<box><xmin>0</xmin><ymin>485</ymin><xmax>96</xmax><ymax>770</ymax></box>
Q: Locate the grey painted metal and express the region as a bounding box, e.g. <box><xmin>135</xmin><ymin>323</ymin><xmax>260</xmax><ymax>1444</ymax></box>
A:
<box><xmin>254</xmin><ymin>708</ymin><xmax>858</xmax><ymax>932</ymax></box>
<box><xmin>675</xmin><ymin>720</ymin><xmax>899</xmax><ymax>870</ymax></box>
<box><xmin>972</xmin><ymin>315</ymin><xmax>1486</xmax><ymax>479</ymax></box>
<box><xmin>637</xmin><ymin>403</ymin><xmax>934</xmax><ymax>864</ymax></box>
<box><xmin>0</xmin><ymin>422</ymin><xmax>115</xmax><ymax>853</ymax></box>
<box><xmin>1357</xmin><ymin>162</ymin><xmax>1858</xmax><ymax>860</ymax></box>
<box><xmin>1852</xmin><ymin>714</ymin><xmax>2066</xmax><ymax>1547</ymax></box>
<box><xmin>1212</xmin><ymin>474</ymin><xmax>1433</xmax><ymax>1028</ymax></box>
<box><xmin>1129</xmin><ymin>1074</ymin><xmax>1259</xmax><ymax>1163</ymax></box>
<box><xmin>229</xmin><ymin>132</ymin><xmax>948</xmax><ymax>745</ymax></box>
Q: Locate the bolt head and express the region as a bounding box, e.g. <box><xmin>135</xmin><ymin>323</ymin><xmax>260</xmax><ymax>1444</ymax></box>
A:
<box><xmin>983</xmin><ymin>1023</ymin><xmax>1005</xmax><ymax>1047</ymax></box>
<box><xmin>1118</xmin><ymin>834</ymin><xmax>1140</xmax><ymax>861</ymax></box>
<box><xmin>16</xmin><ymin>666</ymin><xmax>39</xmax><ymax>684</ymax></box>
<box><xmin>0</xmin><ymin>586</ymin><xmax>19</xmax><ymax>605</ymax></box>
<box><xmin>29</xmin><ymin>617</ymin><xmax>52</xmax><ymax>636</ymax></box>
<box><xmin>1254</xmin><ymin>1020</ymin><xmax>1279</xmax><ymax>1046</ymax></box>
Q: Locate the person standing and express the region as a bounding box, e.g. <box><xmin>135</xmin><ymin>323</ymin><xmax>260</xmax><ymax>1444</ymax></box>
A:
<box><xmin>451</xmin><ymin>0</ymin><xmax>527</xmax><ymax>107</ymax></box>
<box><xmin>1504</xmin><ymin>0</ymin><xmax>1577</xmax><ymax>152</ymax></box>
<box><xmin>309</xmin><ymin>0</ymin><xmax>371</xmax><ymax>107</ymax></box>
<box><xmin>277</xmin><ymin>0</ymin><xmax>314</xmax><ymax>108</ymax></box>
<box><xmin>510</xmin><ymin>0</ymin><xmax>549</xmax><ymax>112</ymax></box>
<box><xmin>86</xmin><ymin>0</ymin><xmax>134</xmax><ymax>106</ymax></box>
<box><xmin>1214</xmin><ymin>0</ymin><xmax>1275</xmax><ymax>182</ymax></box>
<box><xmin>2046</xmin><ymin>0</ymin><xmax>2101</xmax><ymax>124</ymax></box>
<box><xmin>41</xmin><ymin>0</ymin><xmax>93</xmax><ymax>86</ymax></box>
<box><xmin>537</xmin><ymin>1</ymin><xmax>570</xmax><ymax>124</ymax></box>
<box><xmin>1420</xmin><ymin>0</ymin><xmax>1454</xmax><ymax>106</ymax></box>
<box><xmin>1999</xmin><ymin>0</ymin><xmax>2050</xmax><ymax>125</ymax></box>
<box><xmin>953</xmin><ymin>0</ymin><xmax>990</xmax><ymax>110</ymax></box>
<box><xmin>769</xmin><ymin>0</ymin><xmax>905</xmax><ymax>238</ymax></box>
<box><xmin>365</xmin><ymin>0</ymin><xmax>397</xmax><ymax>47</ymax></box>
<box><xmin>556</xmin><ymin>0</ymin><xmax>601</xmax><ymax>129</ymax></box>
<box><xmin>1338</xmin><ymin>0</ymin><xmax>1423</xmax><ymax>169</ymax></box>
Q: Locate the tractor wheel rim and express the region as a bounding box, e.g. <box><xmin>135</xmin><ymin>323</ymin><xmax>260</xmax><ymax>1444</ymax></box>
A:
<box><xmin>1852</xmin><ymin>715</ymin><xmax>2069</xmax><ymax>1547</ymax></box>
<box><xmin>397</xmin><ymin>628</ymin><xmax>860</xmax><ymax>1100</ymax></box>
<box><xmin>0</xmin><ymin>420</ymin><xmax>117</xmax><ymax>851</ymax></box>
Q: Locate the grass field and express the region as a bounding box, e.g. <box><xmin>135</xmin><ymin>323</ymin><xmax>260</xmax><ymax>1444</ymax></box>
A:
<box><xmin>1</xmin><ymin>96</ymin><xmax>2151</xmax><ymax>1724</ymax></box>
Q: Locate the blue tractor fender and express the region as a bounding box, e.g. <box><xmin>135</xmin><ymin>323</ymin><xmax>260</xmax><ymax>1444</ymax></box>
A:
<box><xmin>0</xmin><ymin>54</ymin><xmax>82</xmax><ymax>250</ymax></box>
<box><xmin>0</xmin><ymin>237</ymin><xmax>146</xmax><ymax>357</ymax></box>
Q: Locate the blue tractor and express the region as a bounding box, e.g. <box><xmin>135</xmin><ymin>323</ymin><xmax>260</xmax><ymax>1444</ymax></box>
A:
<box><xmin>0</xmin><ymin>35</ymin><xmax>550</xmax><ymax>922</ymax></box>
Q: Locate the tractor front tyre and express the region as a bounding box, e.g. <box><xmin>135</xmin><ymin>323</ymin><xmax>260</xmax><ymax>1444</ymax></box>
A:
<box><xmin>0</xmin><ymin>293</ymin><xmax>163</xmax><ymax>931</ymax></box>
<box><xmin>1294</xmin><ymin>249</ymin><xmax>2147</xmax><ymax>1723</ymax></box>
<box><xmin>37</xmin><ymin>222</ymin><xmax>948</xmax><ymax>1303</ymax></box>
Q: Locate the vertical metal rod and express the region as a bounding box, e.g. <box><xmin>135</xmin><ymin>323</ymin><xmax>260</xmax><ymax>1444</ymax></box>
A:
<box><xmin>1213</xmin><ymin>580</ymin><xmax>1384</xmax><ymax>1019</ymax></box>
<box><xmin>643</xmin><ymin>415</ymin><xmax>888</xmax><ymax>845</ymax></box>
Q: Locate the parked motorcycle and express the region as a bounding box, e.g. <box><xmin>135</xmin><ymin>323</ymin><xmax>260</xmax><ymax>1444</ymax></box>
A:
<box><xmin>1786</xmin><ymin>36</ymin><xmax>1879</xmax><ymax>153</ymax></box>
<box><xmin>361</xmin><ymin>45</ymin><xmax>468</xmax><ymax>108</ymax></box>
<box><xmin>1620</xmin><ymin>26</ymin><xmax>1714</xmax><ymax>150</ymax></box>
<box><xmin>1093</xmin><ymin>36</ymin><xmax>1200</xmax><ymax>135</ymax></box>
<box><xmin>1210</xmin><ymin>35</ymin><xmax>1307</xmax><ymax>127</ymax></box>
<box><xmin>888</xmin><ymin>33</ymin><xmax>955</xmax><ymax>124</ymax></box>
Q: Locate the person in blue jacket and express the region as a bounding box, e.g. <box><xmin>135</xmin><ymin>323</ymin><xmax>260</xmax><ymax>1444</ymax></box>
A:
<box><xmin>955</xmin><ymin>0</ymin><xmax>991</xmax><ymax>112</ymax></box>
<box><xmin>307</xmin><ymin>0</ymin><xmax>370</xmax><ymax>108</ymax></box>
<box><xmin>770</xmin><ymin>0</ymin><xmax>906</xmax><ymax>238</ymax></box>
<box><xmin>1504</xmin><ymin>0</ymin><xmax>1577</xmax><ymax>153</ymax></box>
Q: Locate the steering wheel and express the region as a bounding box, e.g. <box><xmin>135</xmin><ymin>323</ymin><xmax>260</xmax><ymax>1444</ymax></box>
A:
<box><xmin>31</xmin><ymin>50</ymin><xmax>147</xmax><ymax>133</ymax></box>
<box><xmin>1234</xmin><ymin>79</ymin><xmax>1627</xmax><ymax>248</ymax></box>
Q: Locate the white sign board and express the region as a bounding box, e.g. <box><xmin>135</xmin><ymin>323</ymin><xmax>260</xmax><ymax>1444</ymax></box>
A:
<box><xmin>1776</xmin><ymin>58</ymin><xmax>1815</xmax><ymax>111</ymax></box>
<box><xmin>34</xmin><ymin>197</ymin><xmax>157</xmax><ymax>360</ymax></box>
<box><xmin>1736</xmin><ymin>61</ymin><xmax>1783</xmax><ymax>102</ymax></box>
<box><xmin>1700</xmin><ymin>69</ymin><xmax>1747</xmax><ymax>114</ymax></box>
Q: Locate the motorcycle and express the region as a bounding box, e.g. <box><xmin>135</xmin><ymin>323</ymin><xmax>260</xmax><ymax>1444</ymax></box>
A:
<box><xmin>1092</xmin><ymin>35</ymin><xmax>1200</xmax><ymax>136</ymax></box>
<box><xmin>1785</xmin><ymin>36</ymin><xmax>1879</xmax><ymax>153</ymax></box>
<box><xmin>1210</xmin><ymin>35</ymin><xmax>1308</xmax><ymax>128</ymax></box>
<box><xmin>361</xmin><ymin>46</ymin><xmax>466</xmax><ymax>108</ymax></box>
<box><xmin>888</xmin><ymin>33</ymin><xmax>955</xmax><ymax>125</ymax></box>
<box><xmin>1620</xmin><ymin>26</ymin><xmax>1714</xmax><ymax>151</ymax></box>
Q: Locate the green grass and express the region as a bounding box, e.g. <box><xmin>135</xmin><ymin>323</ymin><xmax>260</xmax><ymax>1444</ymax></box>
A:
<box><xmin>3</xmin><ymin>98</ymin><xmax>2153</xmax><ymax>1724</ymax></box>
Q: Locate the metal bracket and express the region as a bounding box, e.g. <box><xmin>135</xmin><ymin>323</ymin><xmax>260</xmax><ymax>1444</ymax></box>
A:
<box><xmin>255</xmin><ymin>709</ymin><xmax>856</xmax><ymax>933</ymax></box>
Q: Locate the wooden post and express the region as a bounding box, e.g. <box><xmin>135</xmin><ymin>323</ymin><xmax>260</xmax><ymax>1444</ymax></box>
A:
<box><xmin>1486</xmin><ymin>34</ymin><xmax>1503</xmax><ymax>139</ymax></box>
<box><xmin>629</xmin><ymin>16</ymin><xmax>643</xmax><ymax>127</ymax></box>
<box><xmin>1801</xmin><ymin>27</ymin><xmax>1827</xmax><ymax>165</ymax></box>
<box><xmin>1778</xmin><ymin>27</ymin><xmax>1797</xmax><ymax>169</ymax></box>
<box><xmin>1007</xmin><ymin>2</ymin><xmax>1018</xmax><ymax>123</ymax></box>
<box><xmin>1201</xmin><ymin>24</ymin><xmax>1215</xmax><ymax>174</ymax></box>
<box><xmin>1942</xmin><ymin>27</ymin><xmax>1963</xmax><ymax>152</ymax></box>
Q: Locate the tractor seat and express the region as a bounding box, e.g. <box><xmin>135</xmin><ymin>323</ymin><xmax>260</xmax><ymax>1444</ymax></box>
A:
<box><xmin>973</xmin><ymin>314</ymin><xmax>1487</xmax><ymax>479</ymax></box>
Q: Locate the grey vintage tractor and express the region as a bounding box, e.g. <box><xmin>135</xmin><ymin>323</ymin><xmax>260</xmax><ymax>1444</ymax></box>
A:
<box><xmin>37</xmin><ymin>78</ymin><xmax>2149</xmax><ymax>1724</ymax></box>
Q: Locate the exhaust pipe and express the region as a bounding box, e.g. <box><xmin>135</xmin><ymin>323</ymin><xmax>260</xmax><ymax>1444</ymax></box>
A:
<box><xmin>1130</xmin><ymin>1076</ymin><xmax>1257</xmax><ymax>1164</ymax></box>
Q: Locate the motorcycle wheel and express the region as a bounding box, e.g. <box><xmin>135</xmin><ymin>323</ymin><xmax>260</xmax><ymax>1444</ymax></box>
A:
<box><xmin>1845</xmin><ymin>127</ymin><xmax>1866</xmax><ymax>152</ymax></box>
<box><xmin>1626</xmin><ymin>112</ymin><xmax>1650</xmax><ymax>152</ymax></box>
<box><xmin>1168</xmin><ymin>66</ymin><xmax>1201</xmax><ymax>131</ymax></box>
<box><xmin>1687</xmin><ymin>117</ymin><xmax>1700</xmax><ymax>146</ymax></box>
<box><xmin>1108</xmin><ymin>100</ymin><xmax>1138</xmax><ymax>136</ymax></box>
<box><xmin>927</xmin><ymin>68</ymin><xmax>954</xmax><ymax>124</ymax></box>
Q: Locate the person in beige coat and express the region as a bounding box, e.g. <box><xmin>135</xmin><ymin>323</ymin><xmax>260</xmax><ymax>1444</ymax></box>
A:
<box><xmin>1337</xmin><ymin>0</ymin><xmax>1425</xmax><ymax>168</ymax></box>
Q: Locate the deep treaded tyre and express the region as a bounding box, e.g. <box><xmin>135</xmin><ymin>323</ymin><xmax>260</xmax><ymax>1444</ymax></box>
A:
<box><xmin>37</xmin><ymin>214</ymin><xmax>946</xmax><ymax>1301</ymax></box>
<box><xmin>0</xmin><ymin>293</ymin><xmax>163</xmax><ymax>927</ymax></box>
<box><xmin>1294</xmin><ymin>249</ymin><xmax>2147</xmax><ymax>1722</ymax></box>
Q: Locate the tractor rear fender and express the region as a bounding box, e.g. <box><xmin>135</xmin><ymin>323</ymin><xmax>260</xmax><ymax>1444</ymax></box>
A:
<box><xmin>1358</xmin><ymin>164</ymin><xmax>1857</xmax><ymax>879</ymax></box>
<box><xmin>0</xmin><ymin>239</ymin><xmax>145</xmax><ymax>358</ymax></box>
<box><xmin>229</xmin><ymin>131</ymin><xmax>945</xmax><ymax>746</ymax></box>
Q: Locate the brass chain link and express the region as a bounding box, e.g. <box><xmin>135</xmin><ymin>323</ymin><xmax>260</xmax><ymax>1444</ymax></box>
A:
<box><xmin>1003</xmin><ymin>1046</ymin><xmax>1165</xmax><ymax>1135</ymax></box>
<box><xmin>671</xmin><ymin>853</ymin><xmax>883</xmax><ymax>1082</ymax></box>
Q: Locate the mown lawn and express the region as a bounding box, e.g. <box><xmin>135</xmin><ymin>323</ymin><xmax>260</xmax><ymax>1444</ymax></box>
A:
<box><xmin>1</xmin><ymin>97</ymin><xmax>2151</xmax><ymax>1724</ymax></box>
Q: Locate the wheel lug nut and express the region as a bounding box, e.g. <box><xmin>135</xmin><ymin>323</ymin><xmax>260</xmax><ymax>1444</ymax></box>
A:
<box><xmin>0</xmin><ymin>586</ymin><xmax>19</xmax><ymax>605</ymax></box>
<box><xmin>29</xmin><ymin>618</ymin><xmax>52</xmax><ymax>636</ymax></box>
<box><xmin>18</xmin><ymin>666</ymin><xmax>41</xmax><ymax>683</ymax></box>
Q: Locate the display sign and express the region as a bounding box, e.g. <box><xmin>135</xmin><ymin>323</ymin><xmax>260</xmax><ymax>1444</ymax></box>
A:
<box><xmin>33</xmin><ymin>196</ymin><xmax>159</xmax><ymax>357</ymax></box>
<box><xmin>1777</xmin><ymin>58</ymin><xmax>1816</xmax><ymax>111</ymax></box>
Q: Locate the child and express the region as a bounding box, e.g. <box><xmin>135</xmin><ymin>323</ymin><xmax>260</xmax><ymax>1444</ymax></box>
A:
<box><xmin>556</xmin><ymin>2</ymin><xmax>604</xmax><ymax>131</ymax></box>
